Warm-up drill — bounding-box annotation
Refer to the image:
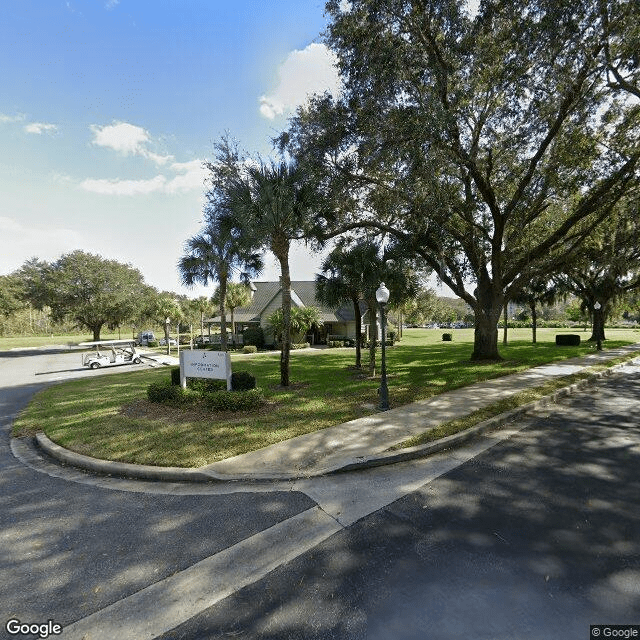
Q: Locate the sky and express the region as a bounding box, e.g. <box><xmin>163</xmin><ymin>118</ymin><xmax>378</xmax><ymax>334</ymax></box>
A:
<box><xmin>0</xmin><ymin>0</ymin><xmax>347</xmax><ymax>298</ymax></box>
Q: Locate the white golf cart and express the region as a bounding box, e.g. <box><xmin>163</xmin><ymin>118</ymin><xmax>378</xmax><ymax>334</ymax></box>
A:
<box><xmin>79</xmin><ymin>340</ymin><xmax>143</xmax><ymax>369</ymax></box>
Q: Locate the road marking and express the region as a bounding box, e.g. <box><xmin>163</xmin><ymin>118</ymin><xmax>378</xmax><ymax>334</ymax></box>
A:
<box><xmin>58</xmin><ymin>506</ymin><xmax>342</xmax><ymax>640</ymax></box>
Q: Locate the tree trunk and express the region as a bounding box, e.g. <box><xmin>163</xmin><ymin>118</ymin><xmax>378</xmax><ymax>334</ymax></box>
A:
<box><xmin>274</xmin><ymin>237</ymin><xmax>291</xmax><ymax>387</ymax></box>
<box><xmin>530</xmin><ymin>301</ymin><xmax>537</xmax><ymax>344</ymax></box>
<box><xmin>503</xmin><ymin>303</ymin><xmax>508</xmax><ymax>345</ymax></box>
<box><xmin>471</xmin><ymin>290</ymin><xmax>503</xmax><ymax>361</ymax></box>
<box><xmin>367</xmin><ymin>297</ymin><xmax>377</xmax><ymax>375</ymax></box>
<box><xmin>92</xmin><ymin>324</ymin><xmax>102</xmax><ymax>341</ymax></box>
<box><xmin>218</xmin><ymin>277</ymin><xmax>228</xmax><ymax>352</ymax></box>
<box><xmin>352</xmin><ymin>296</ymin><xmax>362</xmax><ymax>369</ymax></box>
<box><xmin>589</xmin><ymin>304</ymin><xmax>607</xmax><ymax>342</ymax></box>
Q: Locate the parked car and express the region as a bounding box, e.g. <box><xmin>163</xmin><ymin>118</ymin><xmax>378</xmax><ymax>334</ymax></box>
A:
<box><xmin>137</xmin><ymin>330</ymin><xmax>156</xmax><ymax>346</ymax></box>
<box><xmin>159</xmin><ymin>337</ymin><xmax>177</xmax><ymax>346</ymax></box>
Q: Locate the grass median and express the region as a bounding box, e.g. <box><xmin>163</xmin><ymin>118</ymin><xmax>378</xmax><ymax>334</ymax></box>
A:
<box><xmin>12</xmin><ymin>328</ymin><xmax>640</xmax><ymax>468</ymax></box>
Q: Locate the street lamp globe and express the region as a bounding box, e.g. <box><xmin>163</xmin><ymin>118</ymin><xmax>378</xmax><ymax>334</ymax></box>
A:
<box><xmin>376</xmin><ymin>282</ymin><xmax>390</xmax><ymax>305</ymax></box>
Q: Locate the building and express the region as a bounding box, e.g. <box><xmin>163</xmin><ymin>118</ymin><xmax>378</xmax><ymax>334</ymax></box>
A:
<box><xmin>206</xmin><ymin>281</ymin><xmax>374</xmax><ymax>346</ymax></box>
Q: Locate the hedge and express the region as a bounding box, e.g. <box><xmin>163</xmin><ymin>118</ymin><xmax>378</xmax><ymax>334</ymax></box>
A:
<box><xmin>204</xmin><ymin>388</ymin><xmax>264</xmax><ymax>412</ymax></box>
<box><xmin>147</xmin><ymin>380</ymin><xmax>264</xmax><ymax>411</ymax></box>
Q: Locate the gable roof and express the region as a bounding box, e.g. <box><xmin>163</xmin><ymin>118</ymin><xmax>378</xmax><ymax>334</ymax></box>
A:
<box><xmin>206</xmin><ymin>281</ymin><xmax>369</xmax><ymax>324</ymax></box>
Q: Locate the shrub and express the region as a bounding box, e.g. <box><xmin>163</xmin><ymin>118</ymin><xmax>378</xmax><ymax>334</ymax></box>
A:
<box><xmin>231</xmin><ymin>370</ymin><xmax>256</xmax><ymax>391</ymax></box>
<box><xmin>242</xmin><ymin>345</ymin><xmax>258</xmax><ymax>354</ymax></box>
<box><xmin>204</xmin><ymin>388</ymin><xmax>265</xmax><ymax>412</ymax></box>
<box><xmin>243</xmin><ymin>327</ymin><xmax>265</xmax><ymax>349</ymax></box>
<box><xmin>147</xmin><ymin>340</ymin><xmax>159</xmax><ymax>348</ymax></box>
<box><xmin>170</xmin><ymin>366</ymin><xmax>181</xmax><ymax>386</ymax></box>
<box><xmin>442</xmin><ymin>333</ymin><xmax>453</xmax><ymax>341</ymax></box>
<box><xmin>556</xmin><ymin>334</ymin><xmax>581</xmax><ymax>346</ymax></box>
<box><xmin>291</xmin><ymin>343</ymin><xmax>310</xmax><ymax>350</ymax></box>
<box><xmin>147</xmin><ymin>382</ymin><xmax>199</xmax><ymax>406</ymax></box>
<box><xmin>188</xmin><ymin>378</ymin><xmax>227</xmax><ymax>393</ymax></box>
<box><xmin>328</xmin><ymin>340</ymin><xmax>345</xmax><ymax>348</ymax></box>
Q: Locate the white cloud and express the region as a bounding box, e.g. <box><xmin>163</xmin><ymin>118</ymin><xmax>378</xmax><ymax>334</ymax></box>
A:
<box><xmin>0</xmin><ymin>216</ymin><xmax>85</xmax><ymax>273</ymax></box>
<box><xmin>89</xmin><ymin>121</ymin><xmax>173</xmax><ymax>165</ymax></box>
<box><xmin>0</xmin><ymin>113</ymin><xmax>26</xmax><ymax>124</ymax></box>
<box><xmin>24</xmin><ymin>122</ymin><xmax>58</xmax><ymax>135</ymax></box>
<box><xmin>259</xmin><ymin>43</ymin><xmax>341</xmax><ymax>119</ymax></box>
<box><xmin>79</xmin><ymin>175</ymin><xmax>167</xmax><ymax>196</ymax></box>
<box><xmin>166</xmin><ymin>160</ymin><xmax>207</xmax><ymax>193</ymax></box>
<box><xmin>105</xmin><ymin>0</ymin><xmax>120</xmax><ymax>9</ymax></box>
<box><xmin>79</xmin><ymin>159</ymin><xmax>206</xmax><ymax>196</ymax></box>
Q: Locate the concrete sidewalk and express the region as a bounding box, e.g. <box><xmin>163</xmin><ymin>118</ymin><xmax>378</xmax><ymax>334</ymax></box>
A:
<box><xmin>204</xmin><ymin>344</ymin><xmax>640</xmax><ymax>479</ymax></box>
<box><xmin>33</xmin><ymin>342</ymin><xmax>640</xmax><ymax>483</ymax></box>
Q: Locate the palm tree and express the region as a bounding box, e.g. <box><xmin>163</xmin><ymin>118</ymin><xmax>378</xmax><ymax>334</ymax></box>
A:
<box><xmin>510</xmin><ymin>278</ymin><xmax>558</xmax><ymax>344</ymax></box>
<box><xmin>212</xmin><ymin>282</ymin><xmax>251</xmax><ymax>346</ymax></box>
<box><xmin>228</xmin><ymin>158</ymin><xmax>316</xmax><ymax>386</ymax></box>
<box><xmin>178</xmin><ymin>212</ymin><xmax>262</xmax><ymax>351</ymax></box>
<box><xmin>183</xmin><ymin>296</ymin><xmax>214</xmax><ymax>343</ymax></box>
<box><xmin>317</xmin><ymin>239</ymin><xmax>421</xmax><ymax>375</ymax></box>
<box><xmin>316</xmin><ymin>244</ymin><xmax>374</xmax><ymax>369</ymax></box>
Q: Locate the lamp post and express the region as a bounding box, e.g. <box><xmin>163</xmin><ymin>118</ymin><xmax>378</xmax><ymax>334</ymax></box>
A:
<box><xmin>594</xmin><ymin>302</ymin><xmax>602</xmax><ymax>351</ymax></box>
<box><xmin>165</xmin><ymin>317</ymin><xmax>171</xmax><ymax>355</ymax></box>
<box><xmin>376</xmin><ymin>282</ymin><xmax>390</xmax><ymax>411</ymax></box>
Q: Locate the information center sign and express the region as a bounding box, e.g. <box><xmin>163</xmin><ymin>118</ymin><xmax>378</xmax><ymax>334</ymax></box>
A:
<box><xmin>179</xmin><ymin>350</ymin><xmax>232</xmax><ymax>390</ymax></box>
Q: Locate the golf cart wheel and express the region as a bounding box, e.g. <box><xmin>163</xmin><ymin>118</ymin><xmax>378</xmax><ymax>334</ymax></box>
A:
<box><xmin>90</xmin><ymin>362</ymin><xmax>101</xmax><ymax>369</ymax></box>
<box><xmin>133</xmin><ymin>357</ymin><xmax>141</xmax><ymax>364</ymax></box>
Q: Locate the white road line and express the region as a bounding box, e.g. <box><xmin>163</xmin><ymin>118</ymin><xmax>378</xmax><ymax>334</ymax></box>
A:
<box><xmin>58</xmin><ymin>506</ymin><xmax>343</xmax><ymax>640</ymax></box>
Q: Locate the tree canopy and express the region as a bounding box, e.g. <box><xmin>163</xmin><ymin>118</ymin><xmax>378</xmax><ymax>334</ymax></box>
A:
<box><xmin>280</xmin><ymin>0</ymin><xmax>640</xmax><ymax>360</ymax></box>
<box><xmin>19</xmin><ymin>251</ymin><xmax>147</xmax><ymax>341</ymax></box>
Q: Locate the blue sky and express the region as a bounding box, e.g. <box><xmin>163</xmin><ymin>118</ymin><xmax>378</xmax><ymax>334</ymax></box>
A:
<box><xmin>0</xmin><ymin>0</ymin><xmax>342</xmax><ymax>297</ymax></box>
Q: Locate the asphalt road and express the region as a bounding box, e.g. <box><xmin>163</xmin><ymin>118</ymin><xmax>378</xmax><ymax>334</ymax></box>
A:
<box><xmin>1</xmin><ymin>349</ymin><xmax>639</xmax><ymax>639</ymax></box>
<box><xmin>0</xmin><ymin>350</ymin><xmax>315</xmax><ymax>638</ymax></box>
<box><xmin>156</xmin><ymin>371</ymin><xmax>640</xmax><ymax>640</ymax></box>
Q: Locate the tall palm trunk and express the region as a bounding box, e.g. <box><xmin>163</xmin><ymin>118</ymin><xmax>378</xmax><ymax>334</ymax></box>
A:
<box><xmin>367</xmin><ymin>296</ymin><xmax>377</xmax><ymax>375</ymax></box>
<box><xmin>218</xmin><ymin>276</ymin><xmax>228</xmax><ymax>352</ymax></box>
<box><xmin>352</xmin><ymin>295</ymin><xmax>362</xmax><ymax>369</ymax></box>
<box><xmin>274</xmin><ymin>236</ymin><xmax>291</xmax><ymax>386</ymax></box>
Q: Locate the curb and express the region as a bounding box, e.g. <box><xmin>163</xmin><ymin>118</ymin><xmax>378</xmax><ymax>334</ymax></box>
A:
<box><xmin>34</xmin><ymin>355</ymin><xmax>640</xmax><ymax>483</ymax></box>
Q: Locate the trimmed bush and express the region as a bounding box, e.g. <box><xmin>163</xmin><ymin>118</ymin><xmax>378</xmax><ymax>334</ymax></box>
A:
<box><xmin>147</xmin><ymin>382</ymin><xmax>199</xmax><ymax>406</ymax></box>
<box><xmin>188</xmin><ymin>378</ymin><xmax>227</xmax><ymax>393</ymax></box>
<box><xmin>291</xmin><ymin>343</ymin><xmax>310</xmax><ymax>350</ymax></box>
<box><xmin>243</xmin><ymin>327</ymin><xmax>265</xmax><ymax>349</ymax></box>
<box><xmin>170</xmin><ymin>366</ymin><xmax>181</xmax><ymax>386</ymax></box>
<box><xmin>556</xmin><ymin>334</ymin><xmax>581</xmax><ymax>346</ymax></box>
<box><xmin>242</xmin><ymin>345</ymin><xmax>258</xmax><ymax>354</ymax></box>
<box><xmin>204</xmin><ymin>388</ymin><xmax>265</xmax><ymax>412</ymax></box>
<box><xmin>442</xmin><ymin>333</ymin><xmax>453</xmax><ymax>341</ymax></box>
<box><xmin>231</xmin><ymin>370</ymin><xmax>256</xmax><ymax>391</ymax></box>
<box><xmin>147</xmin><ymin>340</ymin><xmax>159</xmax><ymax>348</ymax></box>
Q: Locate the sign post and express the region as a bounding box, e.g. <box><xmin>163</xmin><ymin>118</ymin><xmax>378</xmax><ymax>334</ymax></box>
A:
<box><xmin>179</xmin><ymin>350</ymin><xmax>232</xmax><ymax>390</ymax></box>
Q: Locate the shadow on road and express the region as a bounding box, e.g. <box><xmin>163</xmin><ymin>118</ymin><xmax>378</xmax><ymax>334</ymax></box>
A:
<box><xmin>156</xmin><ymin>372</ymin><xmax>640</xmax><ymax>640</ymax></box>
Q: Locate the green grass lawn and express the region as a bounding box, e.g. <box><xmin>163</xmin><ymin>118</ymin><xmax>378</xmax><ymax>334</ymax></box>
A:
<box><xmin>12</xmin><ymin>327</ymin><xmax>640</xmax><ymax>468</ymax></box>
